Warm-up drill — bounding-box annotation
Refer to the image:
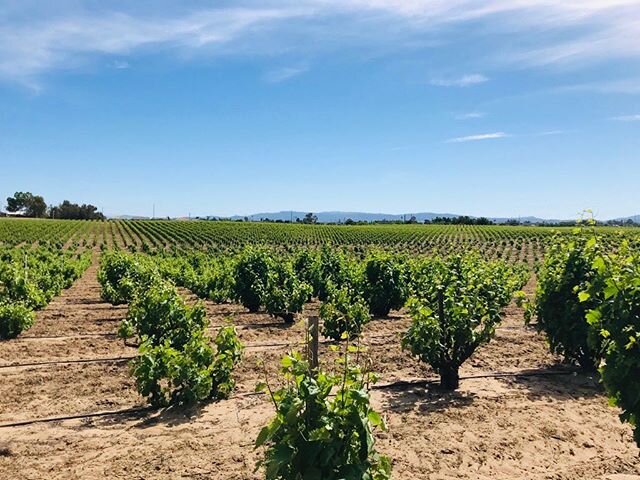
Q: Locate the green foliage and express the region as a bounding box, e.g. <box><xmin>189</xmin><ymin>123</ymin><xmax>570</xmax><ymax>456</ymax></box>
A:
<box><xmin>122</xmin><ymin>281</ymin><xmax>207</xmax><ymax>349</ymax></box>
<box><xmin>1</xmin><ymin>275</ymin><xmax>47</xmax><ymax>309</ymax></box>
<box><xmin>264</xmin><ymin>261</ymin><xmax>313</xmax><ymax>324</ymax></box>
<box><xmin>159</xmin><ymin>253</ymin><xmax>235</xmax><ymax>304</ymax></box>
<box><xmin>321</xmin><ymin>286</ymin><xmax>371</xmax><ymax>341</ymax></box>
<box><xmin>132</xmin><ymin>323</ymin><xmax>243</xmax><ymax>407</ymax></box>
<box><xmin>49</xmin><ymin>200</ymin><xmax>105</xmax><ymax>220</ymax></box>
<box><xmin>0</xmin><ymin>247</ymin><xmax>90</xmax><ymax>310</ymax></box>
<box><xmin>1</xmin><ymin>218</ymin><xmax>637</xmax><ymax>256</ymax></box>
<box><xmin>98</xmin><ymin>250</ymin><xmax>159</xmax><ymax>305</ymax></box>
<box><xmin>316</xmin><ymin>247</ymin><xmax>359</xmax><ymax>301</ymax></box>
<box><xmin>0</xmin><ymin>245</ymin><xmax>90</xmax><ymax>338</ymax></box>
<box><xmin>293</xmin><ymin>249</ymin><xmax>321</xmax><ymax>292</ymax></box>
<box><xmin>132</xmin><ymin>330</ymin><xmax>216</xmax><ymax>407</ymax></box>
<box><xmin>363</xmin><ymin>253</ymin><xmax>408</xmax><ymax>317</ymax></box>
<box><xmin>234</xmin><ymin>248</ymin><xmax>273</xmax><ymax>312</ymax></box>
<box><xmin>210</xmin><ymin>325</ymin><xmax>245</xmax><ymax>399</ymax></box>
<box><xmin>583</xmin><ymin>241</ymin><xmax>640</xmax><ymax>445</ymax></box>
<box><xmin>531</xmin><ymin>231</ymin><xmax>602</xmax><ymax>369</ymax></box>
<box><xmin>197</xmin><ymin>259</ymin><xmax>236</xmax><ymax>303</ymax></box>
<box><xmin>6</xmin><ymin>191</ymin><xmax>47</xmax><ymax>218</ymax></box>
<box><xmin>255</xmin><ymin>350</ymin><xmax>391</xmax><ymax>480</ymax></box>
<box><xmin>402</xmin><ymin>254</ymin><xmax>528</xmax><ymax>390</ymax></box>
<box><xmin>0</xmin><ymin>303</ymin><xmax>35</xmax><ymax>339</ymax></box>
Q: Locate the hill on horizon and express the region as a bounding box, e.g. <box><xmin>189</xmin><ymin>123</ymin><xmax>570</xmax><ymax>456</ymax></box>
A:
<box><xmin>106</xmin><ymin>211</ymin><xmax>640</xmax><ymax>224</ymax></box>
<box><xmin>220</xmin><ymin>211</ymin><xmax>556</xmax><ymax>224</ymax></box>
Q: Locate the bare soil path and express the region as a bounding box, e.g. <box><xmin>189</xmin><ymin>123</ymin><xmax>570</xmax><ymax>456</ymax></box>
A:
<box><xmin>0</xmin><ymin>273</ymin><xmax>638</xmax><ymax>479</ymax></box>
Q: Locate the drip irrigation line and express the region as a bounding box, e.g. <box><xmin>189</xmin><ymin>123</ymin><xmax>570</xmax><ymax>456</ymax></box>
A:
<box><xmin>208</xmin><ymin>322</ymin><xmax>286</xmax><ymax>330</ymax></box>
<box><xmin>0</xmin><ymin>329</ymin><xmax>538</xmax><ymax>370</ymax></box>
<box><xmin>0</xmin><ymin>406</ymin><xmax>155</xmax><ymax>429</ymax></box>
<box><xmin>10</xmin><ymin>319</ymin><xmax>535</xmax><ymax>341</ymax></box>
<box><xmin>1</xmin><ymin>334</ymin><xmax>401</xmax><ymax>370</ymax></box>
<box><xmin>17</xmin><ymin>333</ymin><xmax>118</xmax><ymax>340</ymax></box>
<box><xmin>371</xmin><ymin>368</ymin><xmax>580</xmax><ymax>391</ymax></box>
<box><xmin>0</xmin><ymin>356</ymin><xmax>135</xmax><ymax>370</ymax></box>
<box><xmin>0</xmin><ymin>367</ymin><xmax>581</xmax><ymax>429</ymax></box>
<box><xmin>9</xmin><ymin>323</ymin><xmax>532</xmax><ymax>344</ymax></box>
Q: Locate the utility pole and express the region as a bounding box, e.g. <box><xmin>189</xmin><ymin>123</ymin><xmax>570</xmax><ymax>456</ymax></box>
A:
<box><xmin>152</xmin><ymin>204</ymin><xmax>155</xmax><ymax>219</ymax></box>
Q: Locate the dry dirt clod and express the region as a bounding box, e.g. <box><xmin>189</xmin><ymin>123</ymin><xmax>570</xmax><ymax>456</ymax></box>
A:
<box><xmin>0</xmin><ymin>443</ymin><xmax>11</xmax><ymax>457</ymax></box>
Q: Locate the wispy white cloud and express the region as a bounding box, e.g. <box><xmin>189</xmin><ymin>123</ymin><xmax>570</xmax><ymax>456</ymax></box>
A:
<box><xmin>336</xmin><ymin>0</ymin><xmax>640</xmax><ymax>68</ymax></box>
<box><xmin>552</xmin><ymin>78</ymin><xmax>640</xmax><ymax>95</ymax></box>
<box><xmin>1</xmin><ymin>1</ymin><xmax>640</xmax><ymax>85</ymax></box>
<box><xmin>454</xmin><ymin>111</ymin><xmax>485</xmax><ymax>120</ymax></box>
<box><xmin>430</xmin><ymin>74</ymin><xmax>488</xmax><ymax>87</ymax></box>
<box><xmin>446</xmin><ymin>132</ymin><xmax>508</xmax><ymax>143</ymax></box>
<box><xmin>263</xmin><ymin>65</ymin><xmax>309</xmax><ymax>83</ymax></box>
<box><xmin>0</xmin><ymin>6</ymin><xmax>315</xmax><ymax>82</ymax></box>
<box><xmin>610</xmin><ymin>114</ymin><xmax>640</xmax><ymax>121</ymax></box>
<box><xmin>446</xmin><ymin>130</ymin><xmax>564</xmax><ymax>143</ymax></box>
<box><xmin>532</xmin><ymin>130</ymin><xmax>565</xmax><ymax>136</ymax></box>
<box><xmin>501</xmin><ymin>13</ymin><xmax>640</xmax><ymax>68</ymax></box>
<box><xmin>112</xmin><ymin>60</ymin><xmax>130</xmax><ymax>69</ymax></box>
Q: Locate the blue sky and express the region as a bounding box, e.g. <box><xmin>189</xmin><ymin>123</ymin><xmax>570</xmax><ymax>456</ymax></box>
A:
<box><xmin>0</xmin><ymin>1</ymin><xmax>639</xmax><ymax>219</ymax></box>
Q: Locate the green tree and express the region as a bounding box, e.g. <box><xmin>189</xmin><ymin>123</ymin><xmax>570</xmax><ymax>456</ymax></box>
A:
<box><xmin>302</xmin><ymin>212</ymin><xmax>318</xmax><ymax>224</ymax></box>
<box><xmin>50</xmin><ymin>200</ymin><xmax>105</xmax><ymax>220</ymax></box>
<box><xmin>6</xmin><ymin>191</ymin><xmax>47</xmax><ymax>217</ymax></box>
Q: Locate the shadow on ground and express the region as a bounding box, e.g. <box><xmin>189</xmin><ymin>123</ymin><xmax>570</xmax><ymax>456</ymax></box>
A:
<box><xmin>380</xmin><ymin>384</ymin><xmax>477</xmax><ymax>414</ymax></box>
<box><xmin>503</xmin><ymin>366</ymin><xmax>603</xmax><ymax>401</ymax></box>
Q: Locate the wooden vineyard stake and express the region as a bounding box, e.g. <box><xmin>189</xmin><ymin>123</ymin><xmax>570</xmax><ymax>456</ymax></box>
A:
<box><xmin>308</xmin><ymin>316</ymin><xmax>319</xmax><ymax>371</ymax></box>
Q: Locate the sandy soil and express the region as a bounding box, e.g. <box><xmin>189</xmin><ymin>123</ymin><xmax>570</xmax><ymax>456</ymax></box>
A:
<box><xmin>0</xmin><ymin>265</ymin><xmax>638</xmax><ymax>479</ymax></box>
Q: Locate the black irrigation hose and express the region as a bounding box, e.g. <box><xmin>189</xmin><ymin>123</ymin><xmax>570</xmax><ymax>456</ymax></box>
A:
<box><xmin>0</xmin><ymin>334</ymin><xmax>400</xmax><ymax>370</ymax></box>
<box><xmin>371</xmin><ymin>368</ymin><xmax>580</xmax><ymax>391</ymax></box>
<box><xmin>208</xmin><ymin>322</ymin><xmax>286</xmax><ymax>330</ymax></box>
<box><xmin>17</xmin><ymin>333</ymin><xmax>119</xmax><ymax>340</ymax></box>
<box><xmin>0</xmin><ymin>340</ymin><xmax>317</xmax><ymax>369</ymax></box>
<box><xmin>0</xmin><ymin>368</ymin><xmax>581</xmax><ymax>429</ymax></box>
<box><xmin>0</xmin><ymin>406</ymin><xmax>156</xmax><ymax>428</ymax></box>
<box><xmin>0</xmin><ymin>356</ymin><xmax>136</xmax><ymax>370</ymax></box>
<box><xmin>0</xmin><ymin>342</ymin><xmax>302</xmax><ymax>370</ymax></box>
<box><xmin>0</xmin><ymin>339</ymin><xmax>310</xmax><ymax>369</ymax></box>
<box><xmin>1</xmin><ymin>330</ymin><xmax>540</xmax><ymax>370</ymax></box>
<box><xmin>9</xmin><ymin>324</ymin><xmax>532</xmax><ymax>343</ymax></box>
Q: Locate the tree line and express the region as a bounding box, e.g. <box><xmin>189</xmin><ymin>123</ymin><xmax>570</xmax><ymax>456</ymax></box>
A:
<box><xmin>3</xmin><ymin>192</ymin><xmax>104</xmax><ymax>220</ymax></box>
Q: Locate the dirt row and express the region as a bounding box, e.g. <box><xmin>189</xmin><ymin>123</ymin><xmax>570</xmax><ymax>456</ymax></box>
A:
<box><xmin>0</xmin><ymin>263</ymin><xmax>638</xmax><ymax>479</ymax></box>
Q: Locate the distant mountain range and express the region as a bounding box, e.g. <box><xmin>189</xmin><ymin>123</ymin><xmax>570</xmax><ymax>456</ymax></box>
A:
<box><xmin>112</xmin><ymin>215</ymin><xmax>150</xmax><ymax>220</ymax></box>
<box><xmin>219</xmin><ymin>211</ymin><xmax>637</xmax><ymax>224</ymax></box>
<box><xmin>219</xmin><ymin>211</ymin><xmax>565</xmax><ymax>224</ymax></box>
<box><xmin>616</xmin><ymin>214</ymin><xmax>640</xmax><ymax>223</ymax></box>
<box><xmin>111</xmin><ymin>211</ymin><xmax>639</xmax><ymax>224</ymax></box>
<box><xmin>229</xmin><ymin>211</ymin><xmax>463</xmax><ymax>223</ymax></box>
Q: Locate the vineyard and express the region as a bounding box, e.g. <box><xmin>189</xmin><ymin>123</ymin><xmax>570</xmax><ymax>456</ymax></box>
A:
<box><xmin>0</xmin><ymin>218</ymin><xmax>639</xmax><ymax>479</ymax></box>
<box><xmin>2</xmin><ymin>218</ymin><xmax>638</xmax><ymax>258</ymax></box>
